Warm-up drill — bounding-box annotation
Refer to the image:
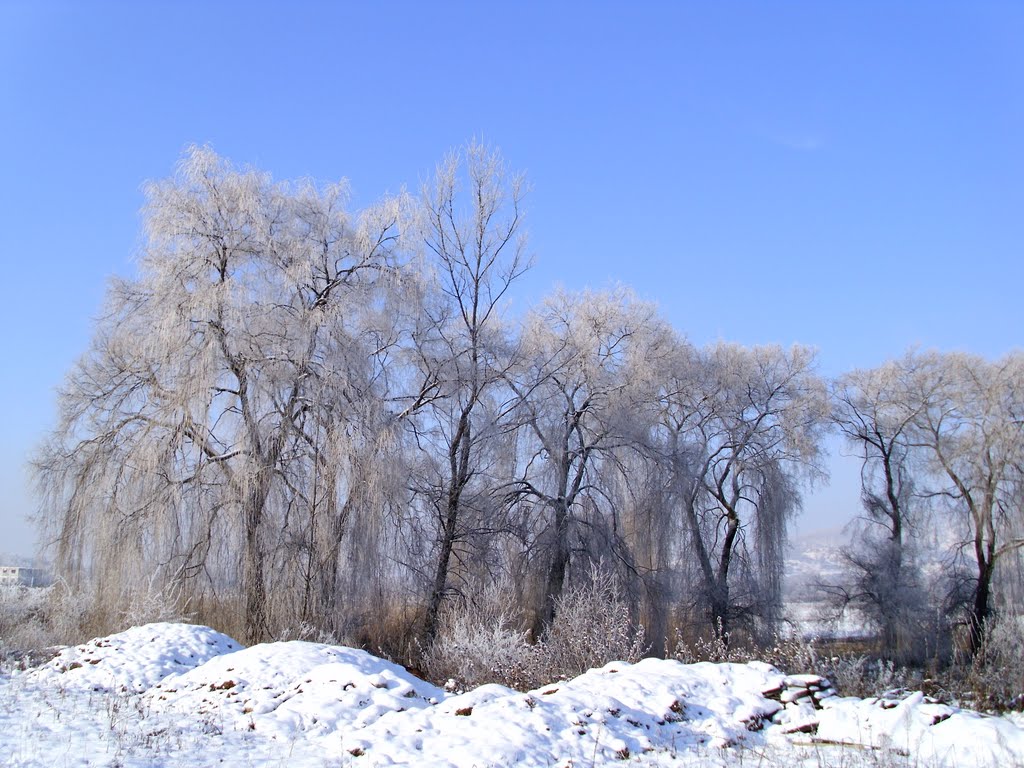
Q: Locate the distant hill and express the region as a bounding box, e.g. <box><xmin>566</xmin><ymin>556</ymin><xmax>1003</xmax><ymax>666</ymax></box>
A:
<box><xmin>784</xmin><ymin>526</ymin><xmax>849</xmax><ymax>600</ymax></box>
<box><xmin>782</xmin><ymin>526</ymin><xmax>870</xmax><ymax>641</ymax></box>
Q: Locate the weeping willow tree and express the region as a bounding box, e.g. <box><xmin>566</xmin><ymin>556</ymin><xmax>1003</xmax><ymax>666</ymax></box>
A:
<box><xmin>658</xmin><ymin>343</ymin><xmax>829</xmax><ymax>644</ymax></box>
<box><xmin>902</xmin><ymin>351</ymin><xmax>1024</xmax><ymax>655</ymax></box>
<box><xmin>752</xmin><ymin>462</ymin><xmax>799</xmax><ymax>636</ymax></box>
<box><xmin>34</xmin><ymin>147</ymin><xmax>410</xmax><ymax>643</ymax></box>
<box><xmin>505</xmin><ymin>287</ymin><xmax>672</xmax><ymax>633</ymax></box>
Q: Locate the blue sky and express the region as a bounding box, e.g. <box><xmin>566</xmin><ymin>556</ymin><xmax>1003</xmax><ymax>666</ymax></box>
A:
<box><xmin>2</xmin><ymin>2</ymin><xmax>1022</xmax><ymax>558</ymax></box>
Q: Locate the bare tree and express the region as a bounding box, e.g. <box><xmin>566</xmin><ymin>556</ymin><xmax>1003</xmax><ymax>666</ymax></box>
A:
<box><xmin>412</xmin><ymin>142</ymin><xmax>529</xmax><ymax>642</ymax></box>
<box><xmin>658</xmin><ymin>343</ymin><xmax>829</xmax><ymax>643</ymax></box>
<box><xmin>506</xmin><ymin>288</ymin><xmax>672</xmax><ymax>633</ymax></box>
<box><xmin>903</xmin><ymin>351</ymin><xmax>1024</xmax><ymax>654</ymax></box>
<box><xmin>829</xmin><ymin>360</ymin><xmax>930</xmax><ymax>660</ymax></box>
<box><xmin>35</xmin><ymin>147</ymin><xmax>407</xmax><ymax>643</ymax></box>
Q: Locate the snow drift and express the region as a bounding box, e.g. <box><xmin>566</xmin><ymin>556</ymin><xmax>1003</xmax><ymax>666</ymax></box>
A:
<box><xmin>3</xmin><ymin>622</ymin><xmax>1023</xmax><ymax>767</ymax></box>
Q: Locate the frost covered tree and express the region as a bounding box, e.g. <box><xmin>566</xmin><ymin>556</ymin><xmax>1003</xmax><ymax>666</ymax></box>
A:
<box><xmin>410</xmin><ymin>142</ymin><xmax>529</xmax><ymax>642</ymax></box>
<box><xmin>34</xmin><ymin>147</ymin><xmax>409</xmax><ymax>643</ymax></box>
<box><xmin>506</xmin><ymin>288</ymin><xmax>672</xmax><ymax>632</ymax></box>
<box><xmin>830</xmin><ymin>350</ymin><xmax>1024</xmax><ymax>656</ymax></box>
<box><xmin>902</xmin><ymin>351</ymin><xmax>1024</xmax><ymax>654</ymax></box>
<box><xmin>829</xmin><ymin>359</ymin><xmax>930</xmax><ymax>660</ymax></box>
<box><xmin>659</xmin><ymin>343</ymin><xmax>829</xmax><ymax>642</ymax></box>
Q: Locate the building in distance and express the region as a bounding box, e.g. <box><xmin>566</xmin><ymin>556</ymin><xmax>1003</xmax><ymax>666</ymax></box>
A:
<box><xmin>0</xmin><ymin>566</ymin><xmax>49</xmax><ymax>588</ymax></box>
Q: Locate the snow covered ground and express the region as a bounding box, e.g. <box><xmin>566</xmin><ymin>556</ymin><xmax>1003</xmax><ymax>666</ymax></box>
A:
<box><xmin>2</xmin><ymin>622</ymin><xmax>1022</xmax><ymax>767</ymax></box>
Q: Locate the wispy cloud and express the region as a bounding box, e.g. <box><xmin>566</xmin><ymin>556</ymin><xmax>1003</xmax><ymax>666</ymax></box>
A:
<box><xmin>774</xmin><ymin>132</ymin><xmax>826</xmax><ymax>152</ymax></box>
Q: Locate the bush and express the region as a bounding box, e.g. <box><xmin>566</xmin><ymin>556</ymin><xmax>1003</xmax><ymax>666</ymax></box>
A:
<box><xmin>118</xmin><ymin>575</ymin><xmax>193</xmax><ymax>628</ymax></box>
<box><xmin>423</xmin><ymin>598</ymin><xmax>534</xmax><ymax>691</ymax></box>
<box><xmin>673</xmin><ymin>621</ymin><xmax>819</xmax><ymax>675</ymax></box>
<box><xmin>819</xmin><ymin>655</ymin><xmax>919</xmax><ymax>699</ymax></box>
<box><xmin>949</xmin><ymin>615</ymin><xmax>1024</xmax><ymax>711</ymax></box>
<box><xmin>424</xmin><ymin>568</ymin><xmax>647</xmax><ymax>691</ymax></box>
<box><xmin>0</xmin><ymin>583</ymin><xmax>94</xmax><ymax>666</ymax></box>
<box><xmin>534</xmin><ymin>567</ymin><xmax>647</xmax><ymax>684</ymax></box>
<box><xmin>0</xmin><ymin>584</ymin><xmax>52</xmax><ymax>656</ymax></box>
<box><xmin>672</xmin><ymin>620</ymin><xmax>750</xmax><ymax>665</ymax></box>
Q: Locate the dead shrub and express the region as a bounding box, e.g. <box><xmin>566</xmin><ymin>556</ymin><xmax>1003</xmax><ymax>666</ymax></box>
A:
<box><xmin>422</xmin><ymin>588</ymin><xmax>534</xmax><ymax>690</ymax></box>
<box><xmin>423</xmin><ymin>568</ymin><xmax>647</xmax><ymax>691</ymax></box>
<box><xmin>532</xmin><ymin>567</ymin><xmax>647</xmax><ymax>684</ymax></box>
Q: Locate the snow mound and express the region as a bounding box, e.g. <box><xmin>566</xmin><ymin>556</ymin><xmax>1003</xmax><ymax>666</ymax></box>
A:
<box><xmin>26</xmin><ymin>622</ymin><xmax>240</xmax><ymax>692</ymax></box>
<box><xmin>144</xmin><ymin>640</ymin><xmax>446</xmax><ymax>740</ymax></box>
<box><xmin>815</xmin><ymin>692</ymin><xmax>1024</xmax><ymax>767</ymax></box>
<box><xmin>9</xmin><ymin>622</ymin><xmax>1024</xmax><ymax>767</ymax></box>
<box><xmin>341</xmin><ymin>658</ymin><xmax>787</xmax><ymax>766</ymax></box>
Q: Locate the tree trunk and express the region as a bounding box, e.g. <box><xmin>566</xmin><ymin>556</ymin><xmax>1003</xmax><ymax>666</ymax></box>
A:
<box><xmin>968</xmin><ymin>556</ymin><xmax>994</xmax><ymax>656</ymax></box>
<box><xmin>709</xmin><ymin>584</ymin><xmax>731</xmax><ymax>646</ymax></box>
<box><xmin>423</xmin><ymin>496</ymin><xmax>460</xmax><ymax>642</ymax></box>
<box><xmin>423</xmin><ymin>412</ymin><xmax>472</xmax><ymax>643</ymax></box>
<box><xmin>536</xmin><ymin>498</ymin><xmax>571</xmax><ymax>634</ymax></box>
<box><xmin>679</xmin><ymin>482</ymin><xmax>720</xmax><ymax>642</ymax></box>
<box><xmin>241</xmin><ymin>457</ymin><xmax>277</xmax><ymax>644</ymax></box>
<box><xmin>711</xmin><ymin>512</ymin><xmax>740</xmax><ymax>646</ymax></box>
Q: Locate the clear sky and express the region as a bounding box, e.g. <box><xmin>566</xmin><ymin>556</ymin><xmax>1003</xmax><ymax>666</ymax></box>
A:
<box><xmin>2</xmin><ymin>2</ymin><xmax>1022</xmax><ymax>558</ymax></box>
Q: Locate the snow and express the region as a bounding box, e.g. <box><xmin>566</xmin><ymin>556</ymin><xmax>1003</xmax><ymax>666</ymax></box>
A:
<box><xmin>342</xmin><ymin>660</ymin><xmax>785</xmax><ymax>765</ymax></box>
<box><xmin>25</xmin><ymin>622</ymin><xmax>240</xmax><ymax>692</ymax></box>
<box><xmin>144</xmin><ymin>640</ymin><xmax>444</xmax><ymax>740</ymax></box>
<box><xmin>1</xmin><ymin>622</ymin><xmax>1022</xmax><ymax>767</ymax></box>
<box><xmin>815</xmin><ymin>692</ymin><xmax>1024</xmax><ymax>766</ymax></box>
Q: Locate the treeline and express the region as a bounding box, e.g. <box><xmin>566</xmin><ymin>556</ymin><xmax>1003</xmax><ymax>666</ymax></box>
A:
<box><xmin>829</xmin><ymin>353</ymin><xmax>1024</xmax><ymax>660</ymax></box>
<box><xmin>35</xmin><ymin>146</ymin><xmax>1024</xmax><ymax>663</ymax></box>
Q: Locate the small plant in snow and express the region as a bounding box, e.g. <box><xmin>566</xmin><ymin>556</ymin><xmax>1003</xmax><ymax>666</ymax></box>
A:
<box><xmin>673</xmin><ymin>622</ymin><xmax>820</xmax><ymax>676</ymax></box>
<box><xmin>424</xmin><ymin>568</ymin><xmax>646</xmax><ymax>691</ymax></box>
<box><xmin>423</xmin><ymin>585</ymin><xmax>534</xmax><ymax>690</ymax></box>
<box><xmin>758</xmin><ymin>633</ymin><xmax>821</xmax><ymax>675</ymax></box>
<box><xmin>0</xmin><ymin>582</ymin><xmax>92</xmax><ymax>663</ymax></box>
<box><xmin>818</xmin><ymin>655</ymin><xmax>918</xmax><ymax>699</ymax></box>
<box><xmin>953</xmin><ymin>614</ymin><xmax>1024</xmax><ymax>711</ymax></box>
<box><xmin>534</xmin><ymin>567</ymin><xmax>646</xmax><ymax>684</ymax></box>
<box><xmin>118</xmin><ymin>575</ymin><xmax>192</xmax><ymax>628</ymax></box>
<box><xmin>277</xmin><ymin>620</ymin><xmax>343</xmax><ymax>645</ymax></box>
<box><xmin>673</xmin><ymin>621</ymin><xmax>748</xmax><ymax>665</ymax></box>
